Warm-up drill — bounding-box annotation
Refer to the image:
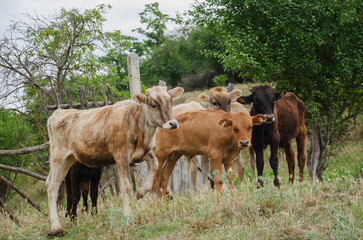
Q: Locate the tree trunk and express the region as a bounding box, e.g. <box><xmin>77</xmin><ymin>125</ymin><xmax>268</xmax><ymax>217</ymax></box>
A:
<box><xmin>307</xmin><ymin>123</ymin><xmax>320</xmax><ymax>183</ymax></box>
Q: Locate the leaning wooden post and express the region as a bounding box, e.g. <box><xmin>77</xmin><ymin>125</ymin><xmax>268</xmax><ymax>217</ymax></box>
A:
<box><xmin>127</xmin><ymin>53</ymin><xmax>147</xmax><ymax>190</ymax></box>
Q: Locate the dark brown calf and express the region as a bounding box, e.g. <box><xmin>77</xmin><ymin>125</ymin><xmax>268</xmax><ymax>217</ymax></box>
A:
<box><xmin>237</xmin><ymin>85</ymin><xmax>306</xmax><ymax>187</ymax></box>
<box><xmin>65</xmin><ymin>162</ymin><xmax>102</xmax><ymax>219</ymax></box>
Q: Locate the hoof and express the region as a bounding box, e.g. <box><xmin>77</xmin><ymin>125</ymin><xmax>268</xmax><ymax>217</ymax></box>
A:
<box><xmin>136</xmin><ymin>191</ymin><xmax>143</xmax><ymax>200</ymax></box>
<box><xmin>47</xmin><ymin>228</ymin><xmax>67</xmax><ymax>238</ymax></box>
<box><xmin>274</xmin><ymin>178</ymin><xmax>281</xmax><ymax>188</ymax></box>
<box><xmin>257</xmin><ymin>179</ymin><xmax>264</xmax><ymax>188</ymax></box>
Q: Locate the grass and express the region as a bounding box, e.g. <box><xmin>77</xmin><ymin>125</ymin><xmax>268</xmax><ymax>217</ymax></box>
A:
<box><xmin>1</xmin><ymin>83</ymin><xmax>362</xmax><ymax>239</ymax></box>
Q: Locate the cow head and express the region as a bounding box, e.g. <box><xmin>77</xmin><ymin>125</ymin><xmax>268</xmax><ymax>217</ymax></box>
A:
<box><xmin>198</xmin><ymin>87</ymin><xmax>242</xmax><ymax>113</ymax></box>
<box><xmin>134</xmin><ymin>86</ymin><xmax>184</xmax><ymax>130</ymax></box>
<box><xmin>236</xmin><ymin>85</ymin><xmax>286</xmax><ymax>124</ymax></box>
<box><xmin>218</xmin><ymin>112</ymin><xmax>266</xmax><ymax>148</ymax></box>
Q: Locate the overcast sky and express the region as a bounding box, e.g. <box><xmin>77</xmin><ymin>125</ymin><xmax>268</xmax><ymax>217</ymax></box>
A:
<box><xmin>0</xmin><ymin>0</ymin><xmax>197</xmax><ymax>38</ymax></box>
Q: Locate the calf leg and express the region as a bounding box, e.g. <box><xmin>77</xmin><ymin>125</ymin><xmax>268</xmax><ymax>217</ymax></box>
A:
<box><xmin>209</xmin><ymin>156</ymin><xmax>223</xmax><ymax>193</ymax></box>
<box><xmin>296</xmin><ymin>128</ymin><xmax>307</xmax><ymax>182</ymax></box>
<box><xmin>90</xmin><ymin>169</ymin><xmax>102</xmax><ymax>215</ymax></box>
<box><xmin>159</xmin><ymin>153</ymin><xmax>182</xmax><ymax>199</ymax></box>
<box><xmin>233</xmin><ymin>154</ymin><xmax>245</xmax><ymax>187</ymax></box>
<box><xmin>70</xmin><ymin>175</ymin><xmax>81</xmax><ymax>220</ymax></box>
<box><xmin>46</xmin><ymin>157</ymin><xmax>74</xmax><ymax>236</ymax></box>
<box><xmin>223</xmin><ymin>160</ymin><xmax>236</xmax><ymax>189</ymax></box>
<box><xmin>187</xmin><ymin>156</ymin><xmax>198</xmax><ymax>191</ymax></box>
<box><xmin>137</xmin><ymin>151</ymin><xmax>159</xmax><ymax>199</ymax></box>
<box><xmin>254</xmin><ymin>146</ymin><xmax>265</xmax><ymax>187</ymax></box>
<box><xmin>81</xmin><ymin>181</ymin><xmax>89</xmax><ymax>213</ymax></box>
<box><xmin>283</xmin><ymin>141</ymin><xmax>295</xmax><ymax>184</ymax></box>
<box><xmin>115</xmin><ymin>160</ymin><xmax>132</xmax><ymax>216</ymax></box>
<box><xmin>151</xmin><ymin>151</ymin><xmax>168</xmax><ymax>195</ymax></box>
<box><xmin>270</xmin><ymin>142</ymin><xmax>280</xmax><ymax>188</ymax></box>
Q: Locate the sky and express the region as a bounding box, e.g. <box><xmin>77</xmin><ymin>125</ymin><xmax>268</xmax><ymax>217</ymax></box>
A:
<box><xmin>0</xmin><ymin>0</ymin><xmax>197</xmax><ymax>38</ymax></box>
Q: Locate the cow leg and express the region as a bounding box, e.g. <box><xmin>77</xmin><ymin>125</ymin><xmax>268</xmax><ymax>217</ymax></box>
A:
<box><xmin>223</xmin><ymin>160</ymin><xmax>236</xmax><ymax>189</ymax></box>
<box><xmin>81</xmin><ymin>181</ymin><xmax>89</xmax><ymax>213</ymax></box>
<box><xmin>46</xmin><ymin>157</ymin><xmax>74</xmax><ymax>236</ymax></box>
<box><xmin>269</xmin><ymin>142</ymin><xmax>280</xmax><ymax>188</ymax></box>
<box><xmin>187</xmin><ymin>156</ymin><xmax>198</xmax><ymax>191</ymax></box>
<box><xmin>233</xmin><ymin>154</ymin><xmax>245</xmax><ymax>187</ymax></box>
<box><xmin>159</xmin><ymin>153</ymin><xmax>182</xmax><ymax>199</ymax></box>
<box><xmin>283</xmin><ymin>141</ymin><xmax>295</xmax><ymax>184</ymax></box>
<box><xmin>115</xmin><ymin>158</ymin><xmax>133</xmax><ymax>217</ymax></box>
<box><xmin>90</xmin><ymin>169</ymin><xmax>102</xmax><ymax>215</ymax></box>
<box><xmin>248</xmin><ymin>146</ymin><xmax>258</xmax><ymax>185</ymax></box>
<box><xmin>296</xmin><ymin>129</ymin><xmax>307</xmax><ymax>182</ymax></box>
<box><xmin>151</xmin><ymin>152</ymin><xmax>168</xmax><ymax>195</ymax></box>
<box><xmin>209</xmin><ymin>156</ymin><xmax>223</xmax><ymax>193</ymax></box>
<box><xmin>254</xmin><ymin>146</ymin><xmax>265</xmax><ymax>188</ymax></box>
<box><xmin>200</xmin><ymin>155</ymin><xmax>210</xmax><ymax>187</ymax></box>
<box><xmin>137</xmin><ymin>151</ymin><xmax>159</xmax><ymax>199</ymax></box>
<box><xmin>70</xmin><ymin>174</ymin><xmax>81</xmax><ymax>220</ymax></box>
<box><xmin>65</xmin><ymin>171</ymin><xmax>72</xmax><ymax>218</ymax></box>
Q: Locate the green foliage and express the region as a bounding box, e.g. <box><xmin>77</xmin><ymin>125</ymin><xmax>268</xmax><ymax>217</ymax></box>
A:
<box><xmin>213</xmin><ymin>74</ymin><xmax>228</xmax><ymax>86</ymax></box>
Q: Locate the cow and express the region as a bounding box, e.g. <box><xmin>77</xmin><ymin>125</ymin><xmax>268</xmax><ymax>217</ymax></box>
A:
<box><xmin>151</xmin><ymin>110</ymin><xmax>266</xmax><ymax>198</ymax></box>
<box><xmin>65</xmin><ymin>162</ymin><xmax>102</xmax><ymax>219</ymax></box>
<box><xmin>46</xmin><ymin>86</ymin><xmax>184</xmax><ymax>237</ymax></box>
<box><xmin>198</xmin><ymin>87</ymin><xmax>254</xmax><ymax>185</ymax></box>
<box><xmin>237</xmin><ymin>85</ymin><xmax>306</xmax><ymax>187</ymax></box>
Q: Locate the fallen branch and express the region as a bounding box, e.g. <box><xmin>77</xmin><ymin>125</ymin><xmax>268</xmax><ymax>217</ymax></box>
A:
<box><xmin>0</xmin><ymin>198</ymin><xmax>20</xmax><ymax>225</ymax></box>
<box><xmin>0</xmin><ymin>164</ymin><xmax>47</xmax><ymax>181</ymax></box>
<box><xmin>0</xmin><ymin>175</ymin><xmax>42</xmax><ymax>212</ymax></box>
<box><xmin>0</xmin><ymin>142</ymin><xmax>49</xmax><ymax>156</ymax></box>
<box><xmin>100</xmin><ymin>176</ymin><xmax>115</xmax><ymax>193</ymax></box>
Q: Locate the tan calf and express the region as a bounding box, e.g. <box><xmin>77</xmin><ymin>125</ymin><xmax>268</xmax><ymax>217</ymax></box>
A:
<box><xmin>152</xmin><ymin>110</ymin><xmax>265</xmax><ymax>198</ymax></box>
<box><xmin>198</xmin><ymin>87</ymin><xmax>254</xmax><ymax>186</ymax></box>
<box><xmin>46</xmin><ymin>86</ymin><xmax>183</xmax><ymax>237</ymax></box>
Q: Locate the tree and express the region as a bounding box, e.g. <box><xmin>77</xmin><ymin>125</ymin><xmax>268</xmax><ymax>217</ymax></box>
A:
<box><xmin>190</xmin><ymin>0</ymin><xmax>363</xmax><ymax>181</ymax></box>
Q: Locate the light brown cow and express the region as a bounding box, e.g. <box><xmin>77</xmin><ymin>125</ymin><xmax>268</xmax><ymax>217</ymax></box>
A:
<box><xmin>46</xmin><ymin>86</ymin><xmax>183</xmax><ymax>237</ymax></box>
<box><xmin>152</xmin><ymin>110</ymin><xmax>266</xmax><ymax>198</ymax></box>
<box><xmin>198</xmin><ymin>87</ymin><xmax>255</xmax><ymax>186</ymax></box>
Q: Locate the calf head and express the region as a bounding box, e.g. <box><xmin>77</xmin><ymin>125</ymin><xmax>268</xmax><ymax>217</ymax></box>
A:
<box><xmin>218</xmin><ymin>112</ymin><xmax>266</xmax><ymax>149</ymax></box>
<box><xmin>134</xmin><ymin>86</ymin><xmax>184</xmax><ymax>130</ymax></box>
<box><xmin>237</xmin><ymin>85</ymin><xmax>286</xmax><ymax>123</ymax></box>
<box><xmin>198</xmin><ymin>87</ymin><xmax>242</xmax><ymax>113</ymax></box>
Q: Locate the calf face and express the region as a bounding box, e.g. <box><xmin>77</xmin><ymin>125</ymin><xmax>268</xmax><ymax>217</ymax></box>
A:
<box><xmin>237</xmin><ymin>85</ymin><xmax>286</xmax><ymax>123</ymax></box>
<box><xmin>218</xmin><ymin>112</ymin><xmax>266</xmax><ymax>149</ymax></box>
<box><xmin>199</xmin><ymin>87</ymin><xmax>242</xmax><ymax>113</ymax></box>
<box><xmin>134</xmin><ymin>86</ymin><xmax>184</xmax><ymax>130</ymax></box>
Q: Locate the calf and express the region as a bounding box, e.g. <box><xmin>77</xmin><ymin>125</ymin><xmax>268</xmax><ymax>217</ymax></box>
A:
<box><xmin>198</xmin><ymin>87</ymin><xmax>253</xmax><ymax>185</ymax></box>
<box><xmin>152</xmin><ymin>110</ymin><xmax>266</xmax><ymax>198</ymax></box>
<box><xmin>237</xmin><ymin>85</ymin><xmax>306</xmax><ymax>187</ymax></box>
<box><xmin>46</xmin><ymin>86</ymin><xmax>183</xmax><ymax>236</ymax></box>
<box><xmin>65</xmin><ymin>162</ymin><xmax>102</xmax><ymax>219</ymax></box>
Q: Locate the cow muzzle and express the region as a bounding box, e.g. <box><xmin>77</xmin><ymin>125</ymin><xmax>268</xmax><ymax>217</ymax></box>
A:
<box><xmin>264</xmin><ymin>114</ymin><xmax>275</xmax><ymax>123</ymax></box>
<box><xmin>162</xmin><ymin>119</ymin><xmax>179</xmax><ymax>130</ymax></box>
<box><xmin>240</xmin><ymin>140</ymin><xmax>249</xmax><ymax>148</ymax></box>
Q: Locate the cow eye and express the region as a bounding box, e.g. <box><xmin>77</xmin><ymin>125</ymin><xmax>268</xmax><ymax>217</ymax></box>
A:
<box><xmin>233</xmin><ymin>128</ymin><xmax>238</xmax><ymax>133</ymax></box>
<box><xmin>248</xmin><ymin>126</ymin><xmax>253</xmax><ymax>131</ymax></box>
<box><xmin>150</xmin><ymin>103</ymin><xmax>156</xmax><ymax>108</ymax></box>
<box><xmin>212</xmin><ymin>102</ymin><xmax>218</xmax><ymax>106</ymax></box>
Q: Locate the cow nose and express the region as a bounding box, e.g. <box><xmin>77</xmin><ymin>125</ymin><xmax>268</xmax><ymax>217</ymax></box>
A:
<box><xmin>265</xmin><ymin>114</ymin><xmax>275</xmax><ymax>123</ymax></box>
<box><xmin>169</xmin><ymin>121</ymin><xmax>178</xmax><ymax>129</ymax></box>
<box><xmin>240</xmin><ymin>140</ymin><xmax>249</xmax><ymax>147</ymax></box>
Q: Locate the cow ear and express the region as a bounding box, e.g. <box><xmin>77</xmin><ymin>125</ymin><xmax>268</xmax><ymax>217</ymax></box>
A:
<box><xmin>251</xmin><ymin>114</ymin><xmax>266</xmax><ymax>125</ymax></box>
<box><xmin>229</xmin><ymin>89</ymin><xmax>242</xmax><ymax>101</ymax></box>
<box><xmin>134</xmin><ymin>94</ymin><xmax>147</xmax><ymax>104</ymax></box>
<box><xmin>168</xmin><ymin>87</ymin><xmax>184</xmax><ymax>100</ymax></box>
<box><xmin>274</xmin><ymin>90</ymin><xmax>286</xmax><ymax>100</ymax></box>
<box><xmin>237</xmin><ymin>94</ymin><xmax>254</xmax><ymax>104</ymax></box>
<box><xmin>198</xmin><ymin>93</ymin><xmax>210</xmax><ymax>105</ymax></box>
<box><xmin>218</xmin><ymin>118</ymin><xmax>232</xmax><ymax>128</ymax></box>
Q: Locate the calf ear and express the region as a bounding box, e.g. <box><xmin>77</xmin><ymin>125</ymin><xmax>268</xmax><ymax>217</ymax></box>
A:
<box><xmin>218</xmin><ymin>118</ymin><xmax>232</xmax><ymax>128</ymax></box>
<box><xmin>168</xmin><ymin>87</ymin><xmax>184</xmax><ymax>100</ymax></box>
<box><xmin>274</xmin><ymin>90</ymin><xmax>286</xmax><ymax>100</ymax></box>
<box><xmin>229</xmin><ymin>89</ymin><xmax>242</xmax><ymax>101</ymax></box>
<box><xmin>237</xmin><ymin>94</ymin><xmax>254</xmax><ymax>104</ymax></box>
<box><xmin>251</xmin><ymin>114</ymin><xmax>266</xmax><ymax>125</ymax></box>
<box><xmin>134</xmin><ymin>94</ymin><xmax>147</xmax><ymax>104</ymax></box>
<box><xmin>198</xmin><ymin>93</ymin><xmax>210</xmax><ymax>105</ymax></box>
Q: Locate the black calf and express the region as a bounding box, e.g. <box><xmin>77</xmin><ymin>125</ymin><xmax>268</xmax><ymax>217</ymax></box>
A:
<box><xmin>65</xmin><ymin>162</ymin><xmax>102</xmax><ymax>219</ymax></box>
